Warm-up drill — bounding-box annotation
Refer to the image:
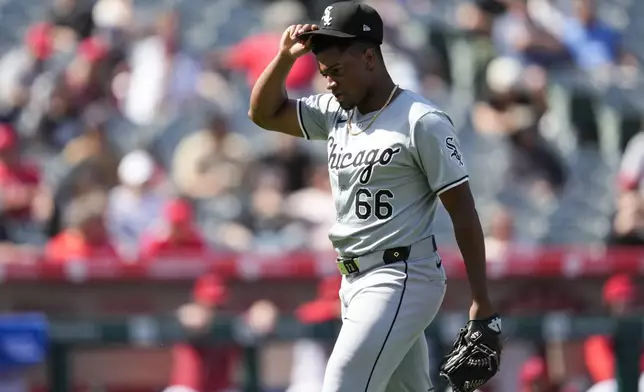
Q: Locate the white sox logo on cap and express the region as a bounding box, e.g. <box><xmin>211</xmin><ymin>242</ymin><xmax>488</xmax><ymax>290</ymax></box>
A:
<box><xmin>298</xmin><ymin>1</ymin><xmax>384</xmax><ymax>44</ymax></box>
<box><xmin>322</xmin><ymin>6</ymin><xmax>333</xmax><ymax>26</ymax></box>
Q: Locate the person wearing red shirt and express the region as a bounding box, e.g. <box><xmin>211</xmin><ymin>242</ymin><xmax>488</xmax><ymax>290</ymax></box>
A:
<box><xmin>0</xmin><ymin>124</ymin><xmax>41</xmax><ymax>221</ymax></box>
<box><xmin>165</xmin><ymin>273</ymin><xmax>278</xmax><ymax>392</ymax></box>
<box><xmin>138</xmin><ymin>199</ymin><xmax>206</xmax><ymax>261</ymax></box>
<box><xmin>63</xmin><ymin>35</ymin><xmax>111</xmax><ymax>108</ymax></box>
<box><xmin>167</xmin><ymin>273</ymin><xmax>235</xmax><ymax>392</ymax></box>
<box><xmin>223</xmin><ymin>33</ymin><xmax>317</xmax><ymax>91</ymax></box>
<box><xmin>518</xmin><ymin>356</ymin><xmax>560</xmax><ymax>392</ymax></box>
<box><xmin>220</xmin><ymin>1</ymin><xmax>316</xmax><ymax>92</ymax></box>
<box><xmin>584</xmin><ymin>274</ymin><xmax>644</xmax><ymax>389</ymax></box>
<box><xmin>45</xmin><ymin>191</ymin><xmax>118</xmax><ymax>263</ymax></box>
<box><xmin>294</xmin><ymin>275</ymin><xmax>342</xmax><ymax>325</ymax></box>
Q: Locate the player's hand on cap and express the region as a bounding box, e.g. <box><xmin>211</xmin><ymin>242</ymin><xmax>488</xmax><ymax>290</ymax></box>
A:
<box><xmin>280</xmin><ymin>24</ymin><xmax>319</xmax><ymax>60</ymax></box>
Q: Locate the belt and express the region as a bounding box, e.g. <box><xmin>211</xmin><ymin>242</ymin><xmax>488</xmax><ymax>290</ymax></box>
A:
<box><xmin>336</xmin><ymin>236</ymin><xmax>438</xmax><ymax>276</ymax></box>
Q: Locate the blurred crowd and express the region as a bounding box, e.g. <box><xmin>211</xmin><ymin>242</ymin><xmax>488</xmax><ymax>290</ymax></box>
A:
<box><xmin>0</xmin><ymin>0</ymin><xmax>336</xmax><ymax>262</ymax></box>
<box><xmin>0</xmin><ymin>2</ymin><xmax>639</xmax><ymax>392</ymax></box>
<box><xmin>0</xmin><ymin>0</ymin><xmax>641</xmax><ymax>264</ymax></box>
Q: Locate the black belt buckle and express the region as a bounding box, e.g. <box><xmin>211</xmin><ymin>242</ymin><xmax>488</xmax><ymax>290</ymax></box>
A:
<box><xmin>383</xmin><ymin>246</ymin><xmax>411</xmax><ymax>264</ymax></box>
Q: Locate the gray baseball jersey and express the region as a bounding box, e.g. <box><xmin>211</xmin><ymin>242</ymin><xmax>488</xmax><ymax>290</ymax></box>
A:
<box><xmin>296</xmin><ymin>89</ymin><xmax>468</xmax><ymax>257</ymax></box>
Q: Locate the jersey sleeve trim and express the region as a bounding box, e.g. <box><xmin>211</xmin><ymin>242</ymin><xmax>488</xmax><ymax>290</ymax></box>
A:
<box><xmin>436</xmin><ymin>176</ymin><xmax>469</xmax><ymax>196</ymax></box>
<box><xmin>296</xmin><ymin>99</ymin><xmax>310</xmax><ymax>140</ymax></box>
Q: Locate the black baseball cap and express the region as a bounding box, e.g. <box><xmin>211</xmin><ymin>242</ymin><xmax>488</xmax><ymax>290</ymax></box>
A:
<box><xmin>298</xmin><ymin>1</ymin><xmax>384</xmax><ymax>45</ymax></box>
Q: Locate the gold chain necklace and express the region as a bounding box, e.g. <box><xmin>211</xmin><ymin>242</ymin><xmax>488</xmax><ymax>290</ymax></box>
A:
<box><xmin>347</xmin><ymin>85</ymin><xmax>399</xmax><ymax>136</ymax></box>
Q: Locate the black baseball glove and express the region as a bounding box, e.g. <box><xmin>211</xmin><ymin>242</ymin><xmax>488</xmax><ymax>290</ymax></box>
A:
<box><xmin>438</xmin><ymin>314</ymin><xmax>503</xmax><ymax>392</ymax></box>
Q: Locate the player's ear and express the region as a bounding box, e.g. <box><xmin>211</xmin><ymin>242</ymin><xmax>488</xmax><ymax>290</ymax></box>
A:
<box><xmin>364</xmin><ymin>47</ymin><xmax>377</xmax><ymax>71</ymax></box>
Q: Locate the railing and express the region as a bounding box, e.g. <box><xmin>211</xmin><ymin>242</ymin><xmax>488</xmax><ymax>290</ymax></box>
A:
<box><xmin>44</xmin><ymin>314</ymin><xmax>643</xmax><ymax>392</ymax></box>
<box><xmin>0</xmin><ymin>246</ymin><xmax>641</xmax><ymax>281</ymax></box>
<box><xmin>0</xmin><ymin>246</ymin><xmax>642</xmax><ymax>391</ymax></box>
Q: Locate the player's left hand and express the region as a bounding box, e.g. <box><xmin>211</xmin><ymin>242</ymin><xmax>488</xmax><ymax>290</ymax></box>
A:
<box><xmin>439</xmin><ymin>313</ymin><xmax>503</xmax><ymax>392</ymax></box>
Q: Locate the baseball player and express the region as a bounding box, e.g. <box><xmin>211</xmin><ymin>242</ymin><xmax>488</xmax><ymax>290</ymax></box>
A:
<box><xmin>248</xmin><ymin>2</ymin><xmax>502</xmax><ymax>391</ymax></box>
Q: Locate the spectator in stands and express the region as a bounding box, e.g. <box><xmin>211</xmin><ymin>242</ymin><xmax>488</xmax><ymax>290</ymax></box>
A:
<box><xmin>40</xmin><ymin>113</ymin><xmax>119</xmax><ymax>239</ymax></box>
<box><xmin>48</xmin><ymin>0</ymin><xmax>95</xmax><ymax>50</ymax></box>
<box><xmin>106</xmin><ymin>149</ymin><xmax>167</xmax><ymax>260</ymax></box>
<box><xmin>560</xmin><ymin>0</ymin><xmax>637</xmax><ymax>72</ymax></box>
<box><xmin>45</xmin><ymin>190</ymin><xmax>117</xmax><ymax>263</ymax></box>
<box><xmin>20</xmin><ymin>33</ymin><xmax>112</xmax><ymax>152</ymax></box>
<box><xmin>234</xmin><ymin>169</ymin><xmax>306</xmax><ymax>252</ymax></box>
<box><xmin>611</xmin><ymin>131</ymin><xmax>644</xmax><ymax>245</ymax></box>
<box><xmin>91</xmin><ymin>0</ymin><xmax>132</xmax><ymax>39</ymax></box>
<box><xmin>473</xmin><ymin>56</ymin><xmax>567</xmax><ymax>197</ymax></box>
<box><xmin>257</xmin><ymin>134</ymin><xmax>313</xmax><ymax>193</ymax></box>
<box><xmin>168</xmin><ymin>272</ymin><xmax>236</xmax><ymax>392</ymax></box>
<box><xmin>510</xmin><ymin>125</ymin><xmax>567</xmax><ymax>198</ymax></box>
<box><xmin>24</xmin><ymin>79</ymin><xmax>82</xmax><ymax>151</ymax></box>
<box><xmin>119</xmin><ymin>10</ymin><xmax>200</xmax><ymax>126</ymax></box>
<box><xmin>0</xmin><ymin>23</ymin><xmax>54</xmax><ymax>121</ymax></box>
<box><xmin>285</xmin><ymin>164</ymin><xmax>335</xmax><ymax>252</ymax></box>
<box><xmin>194</xmin><ymin>54</ymin><xmax>241</xmax><ymax>115</ymax></box>
<box><xmin>288</xmin><ymin>275</ymin><xmax>342</xmax><ymax>392</ymax></box>
<box><xmin>617</xmin><ymin>131</ymin><xmax>644</xmax><ymax>192</ymax></box>
<box><xmin>492</xmin><ymin>0</ymin><xmax>568</xmax><ymax>68</ymax></box>
<box><xmin>62</xmin><ymin>110</ymin><xmax>120</xmax><ymax>189</ymax></box>
<box><xmin>139</xmin><ymin>198</ymin><xmax>207</xmax><ymax>261</ymax></box>
<box><xmin>484</xmin><ymin>205</ymin><xmax>515</xmax><ymax>261</ymax></box>
<box><xmin>612</xmin><ymin>192</ymin><xmax>644</xmax><ymax>246</ymax></box>
<box><xmin>172</xmin><ymin>113</ymin><xmax>250</xmax><ymax>200</ymax></box>
<box><xmin>220</xmin><ymin>0</ymin><xmax>317</xmax><ymax>93</ymax></box>
<box><xmin>455</xmin><ymin>0</ymin><xmax>509</xmax><ymax>97</ymax></box>
<box><xmin>519</xmin><ymin>356</ymin><xmax>560</xmax><ymax>392</ymax></box>
<box><xmin>63</xmin><ymin>36</ymin><xmax>112</xmax><ymax>109</ymax></box>
<box><xmin>167</xmin><ymin>272</ymin><xmax>278</xmax><ymax>392</ymax></box>
<box><xmin>458</xmin><ymin>0</ymin><xmax>508</xmax><ymax>36</ymax></box>
<box><xmin>583</xmin><ymin>274</ymin><xmax>644</xmax><ymax>390</ymax></box>
<box><xmin>42</xmin><ymin>165</ymin><xmax>112</xmax><ymax>241</ymax></box>
<box><xmin>0</xmin><ymin>124</ymin><xmax>42</xmax><ymax>224</ymax></box>
<box><xmin>89</xmin><ymin>0</ymin><xmax>132</xmax><ymax>81</ymax></box>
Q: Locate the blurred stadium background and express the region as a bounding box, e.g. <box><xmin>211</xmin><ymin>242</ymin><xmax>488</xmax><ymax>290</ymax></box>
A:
<box><xmin>0</xmin><ymin>0</ymin><xmax>641</xmax><ymax>391</ymax></box>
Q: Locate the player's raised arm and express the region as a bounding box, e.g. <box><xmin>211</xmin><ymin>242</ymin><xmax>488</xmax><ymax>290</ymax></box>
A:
<box><xmin>248</xmin><ymin>24</ymin><xmax>318</xmax><ymax>137</ymax></box>
<box><xmin>411</xmin><ymin>112</ymin><xmax>496</xmax><ymax>320</ymax></box>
